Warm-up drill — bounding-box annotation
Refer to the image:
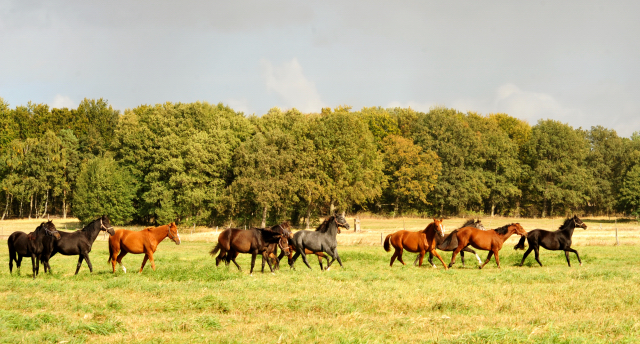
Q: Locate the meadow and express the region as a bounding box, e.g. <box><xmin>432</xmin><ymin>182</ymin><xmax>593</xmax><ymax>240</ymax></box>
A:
<box><xmin>1</xmin><ymin>217</ymin><xmax>640</xmax><ymax>343</ymax></box>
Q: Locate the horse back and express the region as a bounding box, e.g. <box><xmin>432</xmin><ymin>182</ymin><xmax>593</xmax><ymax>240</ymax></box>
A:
<box><xmin>8</xmin><ymin>231</ymin><xmax>30</xmax><ymax>257</ymax></box>
<box><xmin>531</xmin><ymin>229</ymin><xmax>566</xmax><ymax>250</ymax></box>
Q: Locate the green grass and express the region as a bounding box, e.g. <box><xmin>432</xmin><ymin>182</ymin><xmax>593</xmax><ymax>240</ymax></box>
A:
<box><xmin>1</xmin><ymin>239</ymin><xmax>640</xmax><ymax>343</ymax></box>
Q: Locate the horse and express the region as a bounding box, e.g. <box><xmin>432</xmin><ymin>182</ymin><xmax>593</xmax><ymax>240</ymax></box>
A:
<box><xmin>41</xmin><ymin>215</ymin><xmax>115</xmax><ymax>275</ymax></box>
<box><xmin>276</xmin><ymin>238</ymin><xmax>330</xmax><ymax>270</ymax></box>
<box><xmin>108</xmin><ymin>222</ymin><xmax>180</xmax><ymax>273</ymax></box>
<box><xmin>514</xmin><ymin>215</ymin><xmax>587</xmax><ymax>267</ymax></box>
<box><xmin>7</xmin><ymin>221</ymin><xmax>60</xmax><ymax>278</ymax></box>
<box><xmin>383</xmin><ymin>219</ymin><xmax>447</xmax><ymax>269</ymax></box>
<box><xmin>413</xmin><ymin>219</ymin><xmax>485</xmax><ymax>268</ymax></box>
<box><xmin>210</xmin><ymin>225</ymin><xmax>290</xmax><ymax>275</ymax></box>
<box><xmin>448</xmin><ymin>223</ymin><xmax>527</xmax><ymax>269</ymax></box>
<box><xmin>290</xmin><ymin>214</ymin><xmax>350</xmax><ymax>270</ymax></box>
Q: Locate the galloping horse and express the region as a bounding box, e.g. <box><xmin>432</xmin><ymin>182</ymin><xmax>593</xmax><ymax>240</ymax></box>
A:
<box><xmin>449</xmin><ymin>223</ymin><xmax>527</xmax><ymax>269</ymax></box>
<box><xmin>41</xmin><ymin>215</ymin><xmax>115</xmax><ymax>275</ymax></box>
<box><xmin>290</xmin><ymin>214</ymin><xmax>350</xmax><ymax>270</ymax></box>
<box><xmin>414</xmin><ymin>219</ymin><xmax>485</xmax><ymax>268</ymax></box>
<box><xmin>277</xmin><ymin>238</ymin><xmax>330</xmax><ymax>270</ymax></box>
<box><xmin>8</xmin><ymin>221</ymin><xmax>60</xmax><ymax>278</ymax></box>
<box><xmin>210</xmin><ymin>224</ymin><xmax>290</xmax><ymax>274</ymax></box>
<box><xmin>514</xmin><ymin>215</ymin><xmax>587</xmax><ymax>267</ymax></box>
<box><xmin>384</xmin><ymin>219</ymin><xmax>447</xmax><ymax>269</ymax></box>
<box><xmin>108</xmin><ymin>222</ymin><xmax>180</xmax><ymax>273</ymax></box>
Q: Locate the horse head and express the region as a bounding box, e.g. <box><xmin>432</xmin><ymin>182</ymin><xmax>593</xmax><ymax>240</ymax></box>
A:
<box><xmin>573</xmin><ymin>215</ymin><xmax>587</xmax><ymax>230</ymax></box>
<box><xmin>510</xmin><ymin>223</ymin><xmax>527</xmax><ymax>236</ymax></box>
<box><xmin>432</xmin><ymin>218</ymin><xmax>445</xmax><ymax>236</ymax></box>
<box><xmin>43</xmin><ymin>221</ymin><xmax>61</xmax><ymax>240</ymax></box>
<box><xmin>276</xmin><ymin>221</ymin><xmax>293</xmax><ymax>239</ymax></box>
<box><xmin>333</xmin><ymin>213</ymin><xmax>350</xmax><ymax>231</ymax></box>
<box><xmin>277</xmin><ymin>235</ymin><xmax>290</xmax><ymax>256</ymax></box>
<box><xmin>167</xmin><ymin>222</ymin><xmax>181</xmax><ymax>245</ymax></box>
<box><xmin>100</xmin><ymin>215</ymin><xmax>116</xmax><ymax>236</ymax></box>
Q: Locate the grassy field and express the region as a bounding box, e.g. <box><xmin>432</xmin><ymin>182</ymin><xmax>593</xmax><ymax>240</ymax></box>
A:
<box><xmin>1</xmin><ymin>217</ymin><xmax>640</xmax><ymax>343</ymax></box>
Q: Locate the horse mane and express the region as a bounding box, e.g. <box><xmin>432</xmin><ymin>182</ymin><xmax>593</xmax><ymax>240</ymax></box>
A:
<box><xmin>493</xmin><ymin>224</ymin><xmax>513</xmax><ymax>235</ymax></box>
<box><xmin>459</xmin><ymin>219</ymin><xmax>479</xmax><ymax>229</ymax></box>
<box><xmin>315</xmin><ymin>217</ymin><xmax>333</xmax><ymax>233</ymax></box>
<box><xmin>559</xmin><ymin>218</ymin><xmax>574</xmax><ymax>230</ymax></box>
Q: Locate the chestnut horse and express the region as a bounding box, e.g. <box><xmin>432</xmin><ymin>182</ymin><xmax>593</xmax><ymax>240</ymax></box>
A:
<box><xmin>449</xmin><ymin>223</ymin><xmax>527</xmax><ymax>269</ymax></box>
<box><xmin>108</xmin><ymin>223</ymin><xmax>181</xmax><ymax>273</ymax></box>
<box><xmin>383</xmin><ymin>219</ymin><xmax>447</xmax><ymax>269</ymax></box>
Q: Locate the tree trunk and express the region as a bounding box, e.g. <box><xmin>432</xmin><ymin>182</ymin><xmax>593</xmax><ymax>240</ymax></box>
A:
<box><xmin>63</xmin><ymin>190</ymin><xmax>67</xmax><ymax>219</ymax></box>
<box><xmin>542</xmin><ymin>198</ymin><xmax>547</xmax><ymax>218</ymax></box>
<box><xmin>19</xmin><ymin>199</ymin><xmax>23</xmax><ymax>218</ymax></box>
<box><xmin>305</xmin><ymin>206</ymin><xmax>311</xmax><ymax>230</ymax></box>
<box><xmin>2</xmin><ymin>192</ymin><xmax>9</xmax><ymax>221</ymax></box>
<box><xmin>261</xmin><ymin>205</ymin><xmax>268</xmax><ymax>228</ymax></box>
<box><xmin>329</xmin><ymin>200</ymin><xmax>335</xmax><ymax>215</ymax></box>
<box><xmin>42</xmin><ymin>189</ymin><xmax>49</xmax><ymax>219</ymax></box>
<box><xmin>491</xmin><ymin>203</ymin><xmax>496</xmax><ymax>217</ymax></box>
<box><xmin>393</xmin><ymin>197</ymin><xmax>399</xmax><ymax>219</ymax></box>
<box><xmin>29</xmin><ymin>194</ymin><xmax>33</xmax><ymax>219</ymax></box>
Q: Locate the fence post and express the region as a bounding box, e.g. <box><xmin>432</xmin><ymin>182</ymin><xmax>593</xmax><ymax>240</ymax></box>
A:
<box><xmin>380</xmin><ymin>232</ymin><xmax>383</xmax><ymax>245</ymax></box>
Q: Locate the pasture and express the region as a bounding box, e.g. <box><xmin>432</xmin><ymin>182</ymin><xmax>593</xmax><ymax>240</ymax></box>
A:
<box><xmin>1</xmin><ymin>217</ymin><xmax>640</xmax><ymax>343</ymax></box>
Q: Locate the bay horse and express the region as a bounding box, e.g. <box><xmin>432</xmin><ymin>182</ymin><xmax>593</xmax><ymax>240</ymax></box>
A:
<box><xmin>210</xmin><ymin>224</ymin><xmax>291</xmax><ymax>275</ymax></box>
<box><xmin>290</xmin><ymin>214</ymin><xmax>350</xmax><ymax>270</ymax></box>
<box><xmin>7</xmin><ymin>221</ymin><xmax>60</xmax><ymax>278</ymax></box>
<box><xmin>108</xmin><ymin>222</ymin><xmax>180</xmax><ymax>273</ymax></box>
<box><xmin>514</xmin><ymin>215</ymin><xmax>587</xmax><ymax>267</ymax></box>
<box><xmin>414</xmin><ymin>219</ymin><xmax>485</xmax><ymax>268</ymax></box>
<box><xmin>449</xmin><ymin>223</ymin><xmax>527</xmax><ymax>269</ymax></box>
<box><xmin>383</xmin><ymin>219</ymin><xmax>447</xmax><ymax>269</ymax></box>
<box><xmin>41</xmin><ymin>215</ymin><xmax>115</xmax><ymax>275</ymax></box>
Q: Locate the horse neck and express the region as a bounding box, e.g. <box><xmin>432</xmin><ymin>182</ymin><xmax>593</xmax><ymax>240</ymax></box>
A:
<box><xmin>497</xmin><ymin>229</ymin><xmax>516</xmax><ymax>242</ymax></box>
<box><xmin>151</xmin><ymin>225</ymin><xmax>169</xmax><ymax>243</ymax></box>
<box><xmin>559</xmin><ymin>223</ymin><xmax>576</xmax><ymax>238</ymax></box>
<box><xmin>326</xmin><ymin>221</ymin><xmax>338</xmax><ymax>238</ymax></box>
<box><xmin>83</xmin><ymin>221</ymin><xmax>102</xmax><ymax>242</ymax></box>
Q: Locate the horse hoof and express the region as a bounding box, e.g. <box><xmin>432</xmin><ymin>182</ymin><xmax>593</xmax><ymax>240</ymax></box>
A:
<box><xmin>580</xmin><ymin>263</ymin><xmax>583</xmax><ymax>266</ymax></box>
<box><xmin>432</xmin><ymin>265</ymin><xmax>437</xmax><ymax>269</ymax></box>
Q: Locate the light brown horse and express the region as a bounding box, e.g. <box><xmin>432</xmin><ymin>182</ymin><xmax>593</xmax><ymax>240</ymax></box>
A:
<box><xmin>108</xmin><ymin>223</ymin><xmax>180</xmax><ymax>273</ymax></box>
<box><xmin>383</xmin><ymin>219</ymin><xmax>447</xmax><ymax>269</ymax></box>
<box><xmin>449</xmin><ymin>223</ymin><xmax>527</xmax><ymax>269</ymax></box>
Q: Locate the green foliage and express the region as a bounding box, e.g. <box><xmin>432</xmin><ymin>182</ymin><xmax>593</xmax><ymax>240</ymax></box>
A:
<box><xmin>620</xmin><ymin>165</ymin><xmax>640</xmax><ymax>216</ymax></box>
<box><xmin>73</xmin><ymin>156</ymin><xmax>136</xmax><ymax>225</ymax></box>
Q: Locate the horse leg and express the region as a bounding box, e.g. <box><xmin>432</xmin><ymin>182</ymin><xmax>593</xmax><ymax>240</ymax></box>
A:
<box><xmin>83</xmin><ymin>253</ymin><xmax>94</xmax><ymax>273</ymax></box>
<box><xmin>263</xmin><ymin>252</ymin><xmax>275</xmax><ymax>273</ymax></box>
<box><xmin>332</xmin><ymin>249</ymin><xmax>344</xmax><ymax>268</ymax></box>
<box><xmin>17</xmin><ymin>256</ymin><xmax>22</xmax><ymax>273</ymax></box>
<box><xmin>289</xmin><ymin>251</ymin><xmax>300</xmax><ymax>269</ymax></box>
<box><xmin>428</xmin><ymin>252</ymin><xmax>436</xmax><ymax>268</ymax></box>
<box><xmin>448</xmin><ymin>248</ymin><xmax>462</xmax><ymax>268</ymax></box>
<box><xmin>316</xmin><ymin>254</ymin><xmax>325</xmax><ymax>270</ymax></box>
<box><xmin>139</xmin><ymin>255</ymin><xmax>149</xmax><ymax>273</ymax></box>
<box><xmin>520</xmin><ymin>247</ymin><xmax>534</xmax><ymax>266</ymax></box>
<box><xmin>299</xmin><ymin>250</ymin><xmax>313</xmax><ymax>270</ymax></box>
<box><xmin>148</xmin><ymin>251</ymin><xmax>157</xmax><ymax>271</ymax></box>
<box><xmin>250</xmin><ymin>253</ymin><xmax>257</xmax><ymax>275</ymax></box>
<box><xmin>533</xmin><ymin>246</ymin><xmax>543</xmax><ymax>266</ymax></box>
<box><xmin>397</xmin><ymin>248</ymin><xmax>406</xmax><ymax>266</ymax></box>
<box><xmin>31</xmin><ymin>254</ymin><xmax>37</xmax><ymax>279</ymax></box>
<box><xmin>564</xmin><ymin>251</ymin><xmax>572</xmax><ymax>267</ymax></box>
<box><xmin>74</xmin><ymin>255</ymin><xmax>84</xmax><ymax>275</ymax></box>
<box><xmin>566</xmin><ymin>248</ymin><xmax>582</xmax><ymax>266</ymax></box>
<box><xmin>460</xmin><ymin>251</ymin><xmax>466</xmax><ymax>267</ymax></box>
<box><xmin>116</xmin><ymin>251</ymin><xmax>128</xmax><ymax>273</ymax></box>
<box><xmin>417</xmin><ymin>251</ymin><xmax>425</xmax><ymax>267</ymax></box>
<box><xmin>414</xmin><ymin>254</ymin><xmax>421</xmax><ymax>267</ymax></box>
<box><xmin>493</xmin><ymin>250</ymin><xmax>501</xmax><ymax>268</ymax></box>
<box><xmin>389</xmin><ymin>250</ymin><xmax>399</xmax><ymax>267</ymax></box>
<box><xmin>230</xmin><ymin>255</ymin><xmax>241</xmax><ymax>271</ymax></box>
<box><xmin>480</xmin><ymin>251</ymin><xmax>493</xmax><ymax>269</ymax></box>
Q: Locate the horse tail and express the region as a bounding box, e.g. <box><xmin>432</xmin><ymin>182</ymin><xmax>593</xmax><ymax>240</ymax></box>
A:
<box><xmin>383</xmin><ymin>234</ymin><xmax>392</xmax><ymax>252</ymax></box>
<box><xmin>210</xmin><ymin>243</ymin><xmax>222</xmax><ymax>257</ymax></box>
<box><xmin>514</xmin><ymin>235</ymin><xmax>527</xmax><ymax>250</ymax></box>
<box><xmin>7</xmin><ymin>235</ymin><xmax>16</xmax><ymax>264</ymax></box>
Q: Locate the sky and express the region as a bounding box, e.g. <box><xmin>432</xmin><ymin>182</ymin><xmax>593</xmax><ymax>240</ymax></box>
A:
<box><xmin>1</xmin><ymin>1</ymin><xmax>639</xmax><ymax>136</ymax></box>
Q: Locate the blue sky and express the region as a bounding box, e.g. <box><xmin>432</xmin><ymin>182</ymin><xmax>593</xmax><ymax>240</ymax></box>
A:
<box><xmin>1</xmin><ymin>1</ymin><xmax>639</xmax><ymax>136</ymax></box>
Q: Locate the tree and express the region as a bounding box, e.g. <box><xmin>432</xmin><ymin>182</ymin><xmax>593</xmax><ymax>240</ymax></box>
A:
<box><xmin>620</xmin><ymin>165</ymin><xmax>640</xmax><ymax>217</ymax></box>
<box><xmin>523</xmin><ymin>120</ymin><xmax>592</xmax><ymax>217</ymax></box>
<box><xmin>73</xmin><ymin>156</ymin><xmax>136</xmax><ymax>225</ymax></box>
<box><xmin>380</xmin><ymin>135</ymin><xmax>441</xmax><ymax>215</ymax></box>
<box><xmin>586</xmin><ymin>126</ymin><xmax>627</xmax><ymax>215</ymax></box>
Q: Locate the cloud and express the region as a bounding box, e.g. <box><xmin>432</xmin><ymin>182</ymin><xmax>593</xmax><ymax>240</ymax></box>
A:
<box><xmin>491</xmin><ymin>84</ymin><xmax>583</xmax><ymax>123</ymax></box>
<box><xmin>260</xmin><ymin>58</ymin><xmax>324</xmax><ymax>113</ymax></box>
<box><xmin>50</xmin><ymin>94</ymin><xmax>75</xmax><ymax>109</ymax></box>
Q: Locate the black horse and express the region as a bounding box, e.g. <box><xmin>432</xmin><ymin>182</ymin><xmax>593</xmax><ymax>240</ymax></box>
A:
<box><xmin>514</xmin><ymin>215</ymin><xmax>587</xmax><ymax>267</ymax></box>
<box><xmin>41</xmin><ymin>215</ymin><xmax>115</xmax><ymax>275</ymax></box>
<box><xmin>413</xmin><ymin>219</ymin><xmax>485</xmax><ymax>268</ymax></box>
<box><xmin>7</xmin><ymin>221</ymin><xmax>61</xmax><ymax>278</ymax></box>
<box><xmin>290</xmin><ymin>214</ymin><xmax>350</xmax><ymax>270</ymax></box>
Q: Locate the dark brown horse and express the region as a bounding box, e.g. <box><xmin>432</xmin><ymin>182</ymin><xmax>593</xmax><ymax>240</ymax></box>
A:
<box><xmin>514</xmin><ymin>215</ymin><xmax>587</xmax><ymax>267</ymax></box>
<box><xmin>108</xmin><ymin>223</ymin><xmax>180</xmax><ymax>273</ymax></box>
<box><xmin>7</xmin><ymin>221</ymin><xmax>60</xmax><ymax>278</ymax></box>
<box><xmin>449</xmin><ymin>223</ymin><xmax>527</xmax><ymax>269</ymax></box>
<box><xmin>210</xmin><ymin>224</ymin><xmax>291</xmax><ymax>274</ymax></box>
<box><xmin>383</xmin><ymin>219</ymin><xmax>447</xmax><ymax>269</ymax></box>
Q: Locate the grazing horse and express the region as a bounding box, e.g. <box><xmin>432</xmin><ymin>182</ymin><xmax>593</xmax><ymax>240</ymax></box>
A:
<box><xmin>449</xmin><ymin>223</ymin><xmax>527</xmax><ymax>269</ymax></box>
<box><xmin>41</xmin><ymin>215</ymin><xmax>115</xmax><ymax>275</ymax></box>
<box><xmin>384</xmin><ymin>219</ymin><xmax>447</xmax><ymax>269</ymax></box>
<box><xmin>290</xmin><ymin>214</ymin><xmax>350</xmax><ymax>270</ymax></box>
<box><xmin>8</xmin><ymin>221</ymin><xmax>60</xmax><ymax>278</ymax></box>
<box><xmin>414</xmin><ymin>219</ymin><xmax>485</xmax><ymax>268</ymax></box>
<box><xmin>108</xmin><ymin>222</ymin><xmax>181</xmax><ymax>273</ymax></box>
<box><xmin>514</xmin><ymin>215</ymin><xmax>587</xmax><ymax>267</ymax></box>
<box><xmin>210</xmin><ymin>225</ymin><xmax>290</xmax><ymax>274</ymax></box>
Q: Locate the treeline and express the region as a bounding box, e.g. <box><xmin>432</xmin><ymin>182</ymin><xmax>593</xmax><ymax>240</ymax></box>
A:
<box><xmin>1</xmin><ymin>97</ymin><xmax>640</xmax><ymax>226</ymax></box>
